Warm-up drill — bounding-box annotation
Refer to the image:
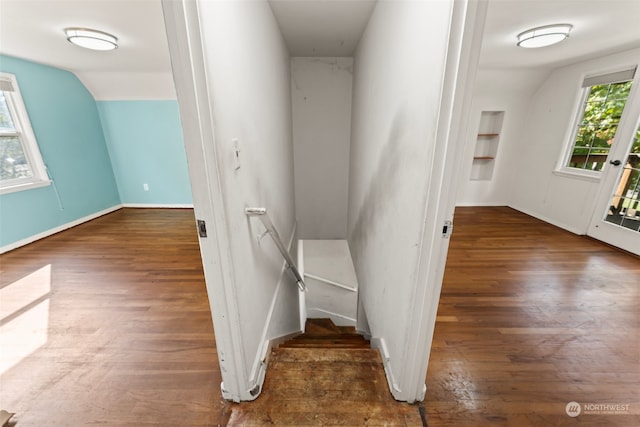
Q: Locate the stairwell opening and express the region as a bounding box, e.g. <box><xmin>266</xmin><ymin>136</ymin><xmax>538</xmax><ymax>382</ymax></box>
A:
<box><xmin>290</xmin><ymin>55</ymin><xmax>364</xmax><ymax>334</ymax></box>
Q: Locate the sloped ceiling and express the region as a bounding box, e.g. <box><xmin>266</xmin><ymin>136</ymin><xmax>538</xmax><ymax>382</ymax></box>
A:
<box><xmin>1</xmin><ymin>0</ymin><xmax>639</xmax><ymax>98</ymax></box>
<box><xmin>480</xmin><ymin>0</ymin><xmax>640</xmax><ymax>69</ymax></box>
<box><xmin>0</xmin><ymin>0</ymin><xmax>173</xmax><ymax>99</ymax></box>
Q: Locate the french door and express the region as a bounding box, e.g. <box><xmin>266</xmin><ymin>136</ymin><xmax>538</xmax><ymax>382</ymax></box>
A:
<box><xmin>588</xmin><ymin>108</ymin><xmax>640</xmax><ymax>255</ymax></box>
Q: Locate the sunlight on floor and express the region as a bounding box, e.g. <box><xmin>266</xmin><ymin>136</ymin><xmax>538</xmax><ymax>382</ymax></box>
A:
<box><xmin>0</xmin><ymin>264</ymin><xmax>51</xmax><ymax>375</ymax></box>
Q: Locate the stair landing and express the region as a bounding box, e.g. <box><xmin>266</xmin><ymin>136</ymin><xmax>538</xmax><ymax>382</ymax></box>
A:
<box><xmin>225</xmin><ymin>319</ymin><xmax>424</xmax><ymax>425</ymax></box>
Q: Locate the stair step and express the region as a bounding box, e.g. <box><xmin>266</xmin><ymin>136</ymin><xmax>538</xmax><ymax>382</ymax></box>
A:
<box><xmin>282</xmin><ymin>341</ymin><xmax>369</xmax><ymax>349</ymax></box>
<box><xmin>225</xmin><ymin>346</ymin><xmax>425</xmax><ymax>426</ymax></box>
<box><xmin>281</xmin><ymin>336</ymin><xmax>369</xmax><ymax>348</ymax></box>
<box><xmin>272</xmin><ymin>347</ymin><xmax>381</xmax><ymax>363</ymax></box>
<box><xmin>337</xmin><ymin>325</ymin><xmax>357</xmax><ymax>334</ymax></box>
<box><xmin>280</xmin><ymin>319</ymin><xmax>369</xmax><ymax>349</ymax></box>
<box><xmin>304</xmin><ymin>318</ymin><xmax>342</xmax><ymax>335</ymax></box>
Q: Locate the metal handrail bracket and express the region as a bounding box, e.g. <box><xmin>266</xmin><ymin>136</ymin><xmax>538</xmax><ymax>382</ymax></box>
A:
<box><xmin>245</xmin><ymin>207</ymin><xmax>306</xmax><ymax>292</ymax></box>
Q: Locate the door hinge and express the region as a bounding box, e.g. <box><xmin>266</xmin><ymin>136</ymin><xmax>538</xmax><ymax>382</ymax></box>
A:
<box><xmin>197</xmin><ymin>219</ymin><xmax>207</xmax><ymax>238</ymax></box>
<box><xmin>442</xmin><ymin>220</ymin><xmax>453</xmax><ymax>238</ymax></box>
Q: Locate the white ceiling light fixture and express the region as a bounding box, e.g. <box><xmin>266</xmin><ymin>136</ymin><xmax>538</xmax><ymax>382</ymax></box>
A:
<box><xmin>517</xmin><ymin>24</ymin><xmax>573</xmax><ymax>48</ymax></box>
<box><xmin>64</xmin><ymin>27</ymin><xmax>118</xmax><ymax>51</ymax></box>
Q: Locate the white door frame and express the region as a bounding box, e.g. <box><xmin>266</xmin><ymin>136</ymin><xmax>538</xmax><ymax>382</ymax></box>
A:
<box><xmin>162</xmin><ymin>0</ymin><xmax>248</xmax><ymax>402</ymax></box>
<box><xmin>400</xmin><ymin>0</ymin><xmax>488</xmax><ymax>402</ymax></box>
<box><xmin>163</xmin><ymin>0</ymin><xmax>488</xmax><ymax>404</ymax></box>
<box><xmin>587</xmin><ymin>67</ymin><xmax>640</xmax><ymax>255</ymax></box>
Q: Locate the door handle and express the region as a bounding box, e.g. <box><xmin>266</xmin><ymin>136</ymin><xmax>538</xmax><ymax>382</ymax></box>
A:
<box><xmin>609</xmin><ymin>159</ymin><xmax>622</xmax><ymax>166</ymax></box>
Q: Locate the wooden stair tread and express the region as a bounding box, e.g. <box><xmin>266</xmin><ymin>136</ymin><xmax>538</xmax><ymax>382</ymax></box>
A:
<box><xmin>229</xmin><ymin>346</ymin><xmax>422</xmax><ymax>425</ymax></box>
<box><xmin>279</xmin><ymin>318</ymin><xmax>370</xmax><ymax>349</ymax></box>
<box><xmin>337</xmin><ymin>325</ymin><xmax>357</xmax><ymax>334</ymax></box>
<box><xmin>282</xmin><ymin>342</ymin><xmax>369</xmax><ymax>349</ymax></box>
<box><xmin>303</xmin><ymin>318</ymin><xmax>343</xmax><ymax>335</ymax></box>
<box><xmin>273</xmin><ymin>347</ymin><xmax>381</xmax><ymax>363</ymax></box>
<box><xmin>281</xmin><ymin>337</ymin><xmax>369</xmax><ymax>349</ymax></box>
<box><xmin>236</xmin><ymin>322</ymin><xmax>419</xmax><ymax>424</ymax></box>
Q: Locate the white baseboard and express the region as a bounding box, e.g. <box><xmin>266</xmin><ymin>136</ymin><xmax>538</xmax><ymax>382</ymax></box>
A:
<box><xmin>455</xmin><ymin>201</ymin><xmax>508</xmax><ymax>207</ymax></box>
<box><xmin>508</xmin><ymin>204</ymin><xmax>585</xmax><ymax>235</ymax></box>
<box><xmin>1</xmin><ymin>204</ymin><xmax>122</xmax><ymax>254</ymax></box>
<box><xmin>371</xmin><ymin>337</ymin><xmax>402</xmax><ymax>399</ymax></box>
<box><xmin>122</xmin><ymin>203</ymin><xmax>194</xmax><ymax>208</ymax></box>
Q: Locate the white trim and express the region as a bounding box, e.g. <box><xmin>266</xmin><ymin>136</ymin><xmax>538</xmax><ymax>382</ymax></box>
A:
<box><xmin>0</xmin><ymin>178</ymin><xmax>51</xmax><ymax>195</ymax></box>
<box><xmin>400</xmin><ymin>0</ymin><xmax>486</xmax><ymax>403</ymax></box>
<box><xmin>552</xmin><ymin>168</ymin><xmax>601</xmax><ymax>183</ymax></box>
<box><xmin>162</xmin><ymin>0</ymin><xmax>246</xmax><ymax>402</ymax></box>
<box><xmin>297</xmin><ymin>239</ymin><xmax>307</xmax><ymax>332</ymax></box>
<box><xmin>371</xmin><ymin>337</ymin><xmax>401</xmax><ymax>395</ymax></box>
<box><xmin>508</xmin><ymin>203</ymin><xmax>585</xmax><ymax>235</ymax></box>
<box><xmin>306</xmin><ymin>307</ymin><xmax>357</xmax><ymax>323</ymax></box>
<box><xmin>0</xmin><ymin>73</ymin><xmax>49</xmax><ymax>193</ymax></box>
<box><xmin>582</xmin><ymin>66</ymin><xmax>637</xmax><ymax>88</ymax></box>
<box><xmin>0</xmin><ymin>204</ymin><xmax>122</xmax><ymax>254</ymax></box>
<box><xmin>303</xmin><ymin>272</ymin><xmax>357</xmax><ymax>292</ymax></box>
<box><xmin>557</xmin><ymin>64</ymin><xmax>638</xmax><ymax>176</ymax></box>
<box><xmin>246</xmin><ymin>222</ymin><xmax>300</xmax><ymax>400</ymax></box>
<box><xmin>586</xmin><ymin>63</ymin><xmax>640</xmax><ymax>254</ymax></box>
<box><xmin>121</xmin><ymin>203</ymin><xmax>194</xmax><ymax>208</ymax></box>
<box><xmin>455</xmin><ymin>201</ymin><xmax>508</xmax><ymax>207</ymax></box>
<box><xmin>557</xmin><ymin>83</ymin><xmax>591</xmax><ymax>173</ymax></box>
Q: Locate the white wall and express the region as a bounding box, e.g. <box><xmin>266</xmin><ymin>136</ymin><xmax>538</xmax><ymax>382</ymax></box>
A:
<box><xmin>347</xmin><ymin>0</ymin><xmax>454</xmax><ymax>402</ymax></box>
<box><xmin>291</xmin><ymin>57</ymin><xmax>353</xmax><ymax>239</ymax></box>
<box><xmin>168</xmin><ymin>0</ymin><xmax>300</xmax><ymax>401</ymax></box>
<box><xmin>456</xmin><ymin>68</ymin><xmax>548</xmax><ymax>205</ymax></box>
<box><xmin>511</xmin><ymin>48</ymin><xmax>640</xmax><ymax>234</ymax></box>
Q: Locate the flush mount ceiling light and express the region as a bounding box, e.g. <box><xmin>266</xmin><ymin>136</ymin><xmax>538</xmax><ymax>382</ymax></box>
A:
<box><xmin>517</xmin><ymin>24</ymin><xmax>572</xmax><ymax>48</ymax></box>
<box><xmin>64</xmin><ymin>27</ymin><xmax>118</xmax><ymax>51</ymax></box>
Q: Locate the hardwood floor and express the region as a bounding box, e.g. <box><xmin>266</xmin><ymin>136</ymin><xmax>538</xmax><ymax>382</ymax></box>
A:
<box><xmin>424</xmin><ymin>207</ymin><xmax>640</xmax><ymax>426</ymax></box>
<box><xmin>0</xmin><ymin>209</ymin><xmax>228</xmax><ymax>426</ymax></box>
<box><xmin>0</xmin><ymin>207</ymin><xmax>638</xmax><ymax>426</ymax></box>
<box><xmin>226</xmin><ymin>319</ymin><xmax>423</xmax><ymax>425</ymax></box>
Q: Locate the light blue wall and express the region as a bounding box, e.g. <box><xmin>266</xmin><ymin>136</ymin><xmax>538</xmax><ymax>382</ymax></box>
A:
<box><xmin>97</xmin><ymin>101</ymin><xmax>192</xmax><ymax>205</ymax></box>
<box><xmin>0</xmin><ymin>55</ymin><xmax>120</xmax><ymax>247</ymax></box>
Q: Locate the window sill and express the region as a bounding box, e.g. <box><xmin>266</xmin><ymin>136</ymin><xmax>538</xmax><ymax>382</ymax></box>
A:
<box><xmin>0</xmin><ymin>179</ymin><xmax>52</xmax><ymax>195</ymax></box>
<box><xmin>552</xmin><ymin>168</ymin><xmax>601</xmax><ymax>183</ymax></box>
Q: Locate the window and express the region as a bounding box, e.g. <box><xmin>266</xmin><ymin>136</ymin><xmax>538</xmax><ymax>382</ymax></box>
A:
<box><xmin>559</xmin><ymin>68</ymin><xmax>636</xmax><ymax>178</ymax></box>
<box><xmin>0</xmin><ymin>73</ymin><xmax>49</xmax><ymax>194</ymax></box>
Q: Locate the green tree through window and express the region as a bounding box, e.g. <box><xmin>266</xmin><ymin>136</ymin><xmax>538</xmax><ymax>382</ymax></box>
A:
<box><xmin>568</xmin><ymin>80</ymin><xmax>632</xmax><ymax>171</ymax></box>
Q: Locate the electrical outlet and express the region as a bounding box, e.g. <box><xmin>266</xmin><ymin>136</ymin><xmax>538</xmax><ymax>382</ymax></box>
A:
<box><xmin>143</xmin><ymin>183</ymin><xmax>149</xmax><ymax>191</ymax></box>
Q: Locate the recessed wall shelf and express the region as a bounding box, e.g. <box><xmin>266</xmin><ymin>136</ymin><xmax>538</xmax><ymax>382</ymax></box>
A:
<box><xmin>470</xmin><ymin>111</ymin><xmax>504</xmax><ymax>181</ymax></box>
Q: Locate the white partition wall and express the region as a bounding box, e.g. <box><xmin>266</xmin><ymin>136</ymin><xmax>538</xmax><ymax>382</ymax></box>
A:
<box><xmin>347</xmin><ymin>0</ymin><xmax>482</xmax><ymax>402</ymax></box>
<box><xmin>164</xmin><ymin>0</ymin><xmax>481</xmax><ymax>403</ymax></box>
<box><xmin>163</xmin><ymin>0</ymin><xmax>301</xmax><ymax>402</ymax></box>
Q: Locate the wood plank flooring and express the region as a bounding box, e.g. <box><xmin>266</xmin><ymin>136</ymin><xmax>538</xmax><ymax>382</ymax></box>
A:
<box><xmin>424</xmin><ymin>207</ymin><xmax>640</xmax><ymax>426</ymax></box>
<box><xmin>226</xmin><ymin>319</ymin><xmax>423</xmax><ymax>425</ymax></box>
<box><xmin>1</xmin><ymin>206</ymin><xmax>638</xmax><ymax>426</ymax></box>
<box><xmin>0</xmin><ymin>209</ymin><xmax>228</xmax><ymax>426</ymax></box>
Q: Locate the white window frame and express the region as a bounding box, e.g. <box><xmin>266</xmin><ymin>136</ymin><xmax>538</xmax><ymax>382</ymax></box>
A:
<box><xmin>0</xmin><ymin>72</ymin><xmax>50</xmax><ymax>194</ymax></box>
<box><xmin>555</xmin><ymin>67</ymin><xmax>637</xmax><ymax>182</ymax></box>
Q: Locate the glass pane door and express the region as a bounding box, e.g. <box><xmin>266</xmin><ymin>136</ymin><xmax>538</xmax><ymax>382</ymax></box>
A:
<box><xmin>604</xmin><ymin>125</ymin><xmax>640</xmax><ymax>232</ymax></box>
